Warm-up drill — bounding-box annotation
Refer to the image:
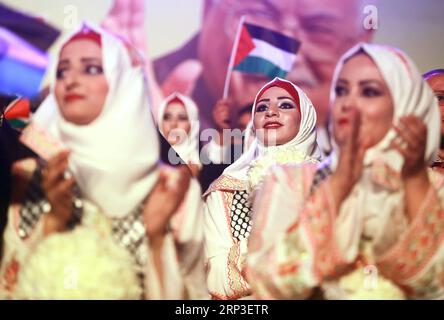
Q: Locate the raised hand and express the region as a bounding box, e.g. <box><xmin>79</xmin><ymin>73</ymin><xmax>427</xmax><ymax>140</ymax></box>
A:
<box><xmin>390</xmin><ymin>115</ymin><xmax>430</xmax><ymax>222</ymax></box>
<box><xmin>142</xmin><ymin>164</ymin><xmax>191</xmax><ymax>244</ymax></box>
<box><xmin>330</xmin><ymin>108</ymin><xmax>369</xmax><ymax>207</ymax></box>
<box><xmin>101</xmin><ymin>0</ymin><xmax>165</xmax><ymax>117</ymax></box>
<box><xmin>41</xmin><ymin>150</ymin><xmax>76</xmax><ymax>235</ymax></box>
<box><xmin>391</xmin><ymin>115</ymin><xmax>428</xmax><ymax>178</ymax></box>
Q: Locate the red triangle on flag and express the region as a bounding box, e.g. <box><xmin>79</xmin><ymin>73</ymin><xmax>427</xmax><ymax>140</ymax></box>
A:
<box><xmin>233</xmin><ymin>25</ymin><xmax>256</xmax><ymax>66</ymax></box>
<box><xmin>5</xmin><ymin>98</ymin><xmax>30</xmax><ymax>120</ymax></box>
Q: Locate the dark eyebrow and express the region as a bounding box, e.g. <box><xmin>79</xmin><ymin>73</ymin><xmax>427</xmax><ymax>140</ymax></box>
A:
<box><xmin>80</xmin><ymin>57</ymin><xmax>102</xmax><ymax>64</ymax></box>
<box><xmin>57</xmin><ymin>57</ymin><xmax>102</xmax><ymax>66</ymax></box>
<box><xmin>58</xmin><ymin>59</ymin><xmax>69</xmax><ymax>66</ymax></box>
<box><xmin>337</xmin><ymin>78</ymin><xmax>348</xmax><ymax>84</ymax></box>
<box><xmin>277</xmin><ymin>96</ymin><xmax>294</xmax><ymax>100</ymax></box>
<box><xmin>257</xmin><ymin>98</ymin><xmax>270</xmax><ymax>103</ymax></box>
<box><xmin>434</xmin><ymin>90</ymin><xmax>444</xmax><ymax>95</ymax></box>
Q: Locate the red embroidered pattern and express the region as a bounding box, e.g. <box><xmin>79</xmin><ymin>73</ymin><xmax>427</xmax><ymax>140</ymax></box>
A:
<box><xmin>287</xmin><ymin>164</ymin><xmax>317</xmax><ymax>234</ymax></box>
<box><xmin>3</xmin><ymin>258</ymin><xmax>20</xmax><ymax>293</ymax></box>
<box><xmin>209</xmin><ymin>290</ymin><xmax>249</xmax><ymax>300</ymax></box>
<box><xmin>300</xmin><ymin>179</ymin><xmax>340</xmax><ymax>280</ymax></box>
<box><xmin>226</xmin><ymin>243</ymin><xmax>250</xmax><ymax>299</ymax></box>
<box><xmin>278</xmin><ymin>262</ymin><xmax>300</xmax><ymax>276</ymax></box>
<box><xmin>248</xmin><ymin>173</ymin><xmax>278</xmax><ymax>252</ymax></box>
<box><xmin>208</xmin><ymin>191</ymin><xmax>250</xmax><ymax>300</ymax></box>
<box><xmin>377</xmin><ymin>189</ymin><xmax>444</xmax><ymax>283</ymax></box>
<box><xmin>222</xmin><ymin>192</ymin><xmax>234</xmax><ymax>242</ymax></box>
<box><xmin>203</xmin><ymin>175</ymin><xmax>246</xmax><ymax>197</ymax></box>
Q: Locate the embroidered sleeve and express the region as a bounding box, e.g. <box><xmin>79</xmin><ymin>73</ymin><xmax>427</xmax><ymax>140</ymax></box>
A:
<box><xmin>0</xmin><ymin>159</ymin><xmax>84</xmax><ymax>298</ymax></box>
<box><xmin>0</xmin><ymin>204</ymin><xmax>46</xmax><ymax>297</ymax></box>
<box><xmin>376</xmin><ymin>173</ymin><xmax>444</xmax><ymax>299</ymax></box>
<box><xmin>246</xmin><ymin>165</ymin><xmax>342</xmax><ymax>299</ymax></box>
<box><xmin>0</xmin><ymin>160</ymin><xmax>43</xmax><ymax>297</ymax></box>
<box><xmin>203</xmin><ymin>191</ymin><xmax>251</xmax><ymax>300</ymax></box>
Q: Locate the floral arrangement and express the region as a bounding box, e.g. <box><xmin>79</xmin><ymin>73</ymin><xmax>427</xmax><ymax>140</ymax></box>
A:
<box><xmin>14</xmin><ymin>203</ymin><xmax>141</xmax><ymax>300</ymax></box>
<box><xmin>247</xmin><ymin>145</ymin><xmax>319</xmax><ymax>193</ymax></box>
<box><xmin>333</xmin><ymin>241</ymin><xmax>405</xmax><ymax>300</ymax></box>
<box><xmin>337</xmin><ymin>266</ymin><xmax>406</xmax><ymax>300</ymax></box>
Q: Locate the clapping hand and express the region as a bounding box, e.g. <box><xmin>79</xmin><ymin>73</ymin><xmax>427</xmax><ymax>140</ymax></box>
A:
<box><xmin>390</xmin><ymin>115</ymin><xmax>428</xmax><ymax>178</ymax></box>
<box><xmin>143</xmin><ymin>164</ymin><xmax>191</xmax><ymax>244</ymax></box>
<box><xmin>330</xmin><ymin>108</ymin><xmax>370</xmax><ymax>205</ymax></box>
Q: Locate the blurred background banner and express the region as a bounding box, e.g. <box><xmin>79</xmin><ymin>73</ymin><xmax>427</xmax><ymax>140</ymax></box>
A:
<box><xmin>0</xmin><ymin>0</ymin><xmax>443</xmax><ymax>130</ymax></box>
<box><xmin>2</xmin><ymin>0</ymin><xmax>440</xmax><ymax>68</ymax></box>
<box><xmin>0</xmin><ymin>3</ymin><xmax>59</xmax><ymax>98</ymax></box>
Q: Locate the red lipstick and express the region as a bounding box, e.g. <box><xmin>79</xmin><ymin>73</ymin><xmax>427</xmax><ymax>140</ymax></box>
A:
<box><xmin>263</xmin><ymin>121</ymin><xmax>283</xmax><ymax>129</ymax></box>
<box><xmin>338</xmin><ymin>118</ymin><xmax>350</xmax><ymax>126</ymax></box>
<box><xmin>64</xmin><ymin>93</ymin><xmax>85</xmax><ymax>102</ymax></box>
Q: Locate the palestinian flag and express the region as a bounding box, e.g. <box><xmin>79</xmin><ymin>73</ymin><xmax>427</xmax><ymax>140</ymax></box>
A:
<box><xmin>4</xmin><ymin>97</ymin><xmax>30</xmax><ymax>130</ymax></box>
<box><xmin>233</xmin><ymin>22</ymin><xmax>300</xmax><ymax>79</ymax></box>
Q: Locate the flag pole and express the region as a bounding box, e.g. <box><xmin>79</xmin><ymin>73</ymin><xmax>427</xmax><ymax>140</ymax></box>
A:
<box><xmin>222</xmin><ymin>15</ymin><xmax>246</xmax><ymax>100</ymax></box>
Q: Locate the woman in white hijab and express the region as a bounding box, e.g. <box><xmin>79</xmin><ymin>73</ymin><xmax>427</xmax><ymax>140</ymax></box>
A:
<box><xmin>157</xmin><ymin>92</ymin><xmax>208</xmax><ymax>299</ymax></box>
<box><xmin>246</xmin><ymin>43</ymin><xmax>443</xmax><ymax>300</ymax></box>
<box><xmin>157</xmin><ymin>92</ymin><xmax>202</xmax><ymax>177</ymax></box>
<box><xmin>0</xmin><ymin>22</ymin><xmax>200</xmax><ymax>299</ymax></box>
<box><xmin>203</xmin><ymin>77</ymin><xmax>322</xmax><ymax>299</ymax></box>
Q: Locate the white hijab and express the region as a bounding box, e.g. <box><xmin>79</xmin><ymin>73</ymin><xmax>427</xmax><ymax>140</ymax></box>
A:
<box><xmin>157</xmin><ymin>92</ymin><xmax>201</xmax><ymax>167</ymax></box>
<box><xmin>32</xmin><ymin>22</ymin><xmax>159</xmax><ymax>218</ymax></box>
<box><xmin>328</xmin><ymin>43</ymin><xmax>440</xmax><ymax>259</ymax></box>
<box><xmin>223</xmin><ymin>77</ymin><xmax>322</xmax><ymax>181</ymax></box>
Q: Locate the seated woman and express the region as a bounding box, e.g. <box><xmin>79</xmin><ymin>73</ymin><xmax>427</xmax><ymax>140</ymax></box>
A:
<box><xmin>0</xmin><ymin>23</ymin><xmax>201</xmax><ymax>299</ymax></box>
<box><xmin>246</xmin><ymin>44</ymin><xmax>443</xmax><ymax>300</ymax></box>
<box><xmin>203</xmin><ymin>77</ymin><xmax>322</xmax><ymax>299</ymax></box>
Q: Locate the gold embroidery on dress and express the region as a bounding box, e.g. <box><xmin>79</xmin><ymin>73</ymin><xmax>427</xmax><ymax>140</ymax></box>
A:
<box><xmin>203</xmin><ymin>175</ymin><xmax>247</xmax><ymax>197</ymax></box>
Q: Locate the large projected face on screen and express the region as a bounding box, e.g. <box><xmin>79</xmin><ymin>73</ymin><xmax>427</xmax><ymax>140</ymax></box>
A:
<box><xmin>194</xmin><ymin>0</ymin><xmax>373</xmax><ymax>128</ymax></box>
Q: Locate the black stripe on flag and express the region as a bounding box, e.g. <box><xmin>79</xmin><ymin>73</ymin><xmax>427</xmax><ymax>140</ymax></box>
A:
<box><xmin>245</xmin><ymin>22</ymin><xmax>300</xmax><ymax>54</ymax></box>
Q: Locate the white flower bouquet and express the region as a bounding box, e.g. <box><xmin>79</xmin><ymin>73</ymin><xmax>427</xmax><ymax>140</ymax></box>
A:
<box><xmin>247</xmin><ymin>146</ymin><xmax>318</xmax><ymax>193</ymax></box>
<box><xmin>14</xmin><ymin>203</ymin><xmax>141</xmax><ymax>300</ymax></box>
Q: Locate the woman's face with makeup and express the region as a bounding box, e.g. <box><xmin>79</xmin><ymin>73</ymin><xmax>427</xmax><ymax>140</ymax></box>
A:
<box><xmin>55</xmin><ymin>39</ymin><xmax>109</xmax><ymax>125</ymax></box>
<box><xmin>253</xmin><ymin>86</ymin><xmax>301</xmax><ymax>146</ymax></box>
<box><xmin>332</xmin><ymin>53</ymin><xmax>394</xmax><ymax>148</ymax></box>
<box><xmin>162</xmin><ymin>101</ymin><xmax>191</xmax><ymax>145</ymax></box>
<box><xmin>425</xmin><ymin>73</ymin><xmax>444</xmax><ymax>136</ymax></box>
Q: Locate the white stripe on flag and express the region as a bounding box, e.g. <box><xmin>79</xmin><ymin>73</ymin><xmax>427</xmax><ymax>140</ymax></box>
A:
<box><xmin>250</xmin><ymin>38</ymin><xmax>296</xmax><ymax>72</ymax></box>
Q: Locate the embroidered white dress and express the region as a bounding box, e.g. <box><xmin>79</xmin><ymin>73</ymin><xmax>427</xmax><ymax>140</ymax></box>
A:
<box><xmin>0</xmin><ymin>159</ymin><xmax>208</xmax><ymax>300</ymax></box>
<box><xmin>246</xmin><ymin>163</ymin><xmax>444</xmax><ymax>300</ymax></box>
<box><xmin>203</xmin><ymin>78</ymin><xmax>322</xmax><ymax>300</ymax></box>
